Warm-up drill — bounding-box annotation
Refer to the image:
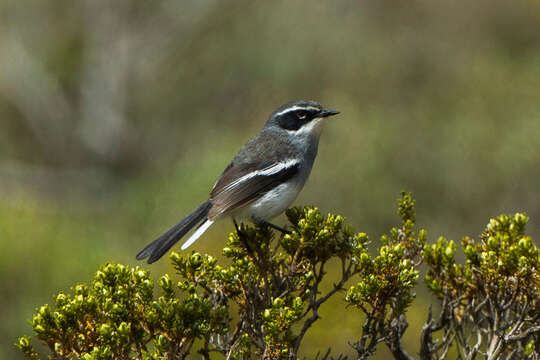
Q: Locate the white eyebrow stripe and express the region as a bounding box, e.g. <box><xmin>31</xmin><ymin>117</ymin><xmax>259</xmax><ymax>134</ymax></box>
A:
<box><xmin>220</xmin><ymin>159</ymin><xmax>300</xmax><ymax>193</ymax></box>
<box><xmin>274</xmin><ymin>105</ymin><xmax>320</xmax><ymax>117</ymax></box>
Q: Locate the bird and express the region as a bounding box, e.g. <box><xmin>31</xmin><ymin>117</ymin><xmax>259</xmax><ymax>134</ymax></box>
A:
<box><xmin>136</xmin><ymin>100</ymin><xmax>339</xmax><ymax>263</ymax></box>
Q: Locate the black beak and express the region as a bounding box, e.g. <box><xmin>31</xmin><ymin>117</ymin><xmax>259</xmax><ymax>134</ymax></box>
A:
<box><xmin>319</xmin><ymin>109</ymin><xmax>340</xmax><ymax>118</ymax></box>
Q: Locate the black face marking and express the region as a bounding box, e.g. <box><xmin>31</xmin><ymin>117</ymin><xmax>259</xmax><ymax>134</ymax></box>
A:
<box><xmin>276</xmin><ymin>108</ymin><xmax>320</xmax><ymax>131</ymax></box>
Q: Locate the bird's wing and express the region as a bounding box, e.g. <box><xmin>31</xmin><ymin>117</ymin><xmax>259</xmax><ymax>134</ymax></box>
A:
<box><xmin>208</xmin><ymin>159</ymin><xmax>300</xmax><ymax>218</ymax></box>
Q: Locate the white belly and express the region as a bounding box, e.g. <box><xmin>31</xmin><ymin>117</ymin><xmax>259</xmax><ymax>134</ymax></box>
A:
<box><xmin>232</xmin><ymin>181</ymin><xmax>302</xmax><ymax>221</ymax></box>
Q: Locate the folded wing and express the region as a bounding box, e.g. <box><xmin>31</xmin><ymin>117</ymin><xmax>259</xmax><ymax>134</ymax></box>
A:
<box><xmin>208</xmin><ymin>159</ymin><xmax>300</xmax><ymax>219</ymax></box>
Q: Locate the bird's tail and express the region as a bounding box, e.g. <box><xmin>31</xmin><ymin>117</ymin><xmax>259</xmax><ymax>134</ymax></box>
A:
<box><xmin>136</xmin><ymin>201</ymin><xmax>212</xmax><ymax>263</ymax></box>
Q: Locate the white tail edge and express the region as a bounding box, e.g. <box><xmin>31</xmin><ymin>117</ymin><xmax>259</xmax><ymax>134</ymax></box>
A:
<box><xmin>181</xmin><ymin>219</ymin><xmax>214</xmax><ymax>250</ymax></box>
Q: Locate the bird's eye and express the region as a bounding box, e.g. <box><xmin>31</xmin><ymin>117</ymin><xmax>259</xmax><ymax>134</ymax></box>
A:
<box><xmin>297</xmin><ymin>111</ymin><xmax>308</xmax><ymax>120</ymax></box>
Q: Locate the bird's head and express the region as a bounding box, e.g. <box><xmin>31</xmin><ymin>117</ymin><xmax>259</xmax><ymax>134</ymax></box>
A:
<box><xmin>266</xmin><ymin>100</ymin><xmax>339</xmax><ymax>136</ymax></box>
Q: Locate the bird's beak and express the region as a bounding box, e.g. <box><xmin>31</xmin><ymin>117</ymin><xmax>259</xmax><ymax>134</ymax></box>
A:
<box><xmin>319</xmin><ymin>109</ymin><xmax>340</xmax><ymax>118</ymax></box>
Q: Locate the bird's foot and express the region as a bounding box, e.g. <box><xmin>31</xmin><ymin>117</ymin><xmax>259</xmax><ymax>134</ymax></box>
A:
<box><xmin>259</xmin><ymin>219</ymin><xmax>292</xmax><ymax>235</ymax></box>
<box><xmin>233</xmin><ymin>219</ymin><xmax>253</xmax><ymax>254</ymax></box>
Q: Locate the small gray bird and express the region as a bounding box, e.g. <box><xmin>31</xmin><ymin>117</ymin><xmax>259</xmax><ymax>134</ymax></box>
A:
<box><xmin>136</xmin><ymin>100</ymin><xmax>339</xmax><ymax>263</ymax></box>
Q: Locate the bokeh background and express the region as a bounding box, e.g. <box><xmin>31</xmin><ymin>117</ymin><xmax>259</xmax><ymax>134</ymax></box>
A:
<box><xmin>1</xmin><ymin>0</ymin><xmax>540</xmax><ymax>358</ymax></box>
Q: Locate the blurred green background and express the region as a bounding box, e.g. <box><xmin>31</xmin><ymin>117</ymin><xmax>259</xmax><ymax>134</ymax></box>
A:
<box><xmin>1</xmin><ymin>0</ymin><xmax>540</xmax><ymax>358</ymax></box>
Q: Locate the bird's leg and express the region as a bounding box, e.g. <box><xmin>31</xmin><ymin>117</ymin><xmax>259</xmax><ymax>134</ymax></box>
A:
<box><xmin>233</xmin><ymin>218</ymin><xmax>253</xmax><ymax>254</ymax></box>
<box><xmin>258</xmin><ymin>219</ymin><xmax>292</xmax><ymax>235</ymax></box>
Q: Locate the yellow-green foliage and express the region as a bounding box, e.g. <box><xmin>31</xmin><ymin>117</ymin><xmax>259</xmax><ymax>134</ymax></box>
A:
<box><xmin>18</xmin><ymin>264</ymin><xmax>227</xmax><ymax>360</ymax></box>
<box><xmin>17</xmin><ymin>194</ymin><xmax>540</xmax><ymax>359</ymax></box>
<box><xmin>423</xmin><ymin>213</ymin><xmax>540</xmax><ymax>359</ymax></box>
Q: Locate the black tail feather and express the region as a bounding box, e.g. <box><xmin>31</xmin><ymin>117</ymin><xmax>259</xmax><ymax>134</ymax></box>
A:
<box><xmin>136</xmin><ymin>201</ymin><xmax>212</xmax><ymax>263</ymax></box>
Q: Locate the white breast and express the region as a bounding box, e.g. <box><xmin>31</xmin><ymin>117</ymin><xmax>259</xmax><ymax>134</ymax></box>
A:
<box><xmin>233</xmin><ymin>180</ymin><xmax>302</xmax><ymax>221</ymax></box>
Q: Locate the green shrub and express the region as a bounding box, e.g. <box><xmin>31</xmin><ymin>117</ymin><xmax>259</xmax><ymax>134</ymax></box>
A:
<box><xmin>17</xmin><ymin>193</ymin><xmax>540</xmax><ymax>359</ymax></box>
